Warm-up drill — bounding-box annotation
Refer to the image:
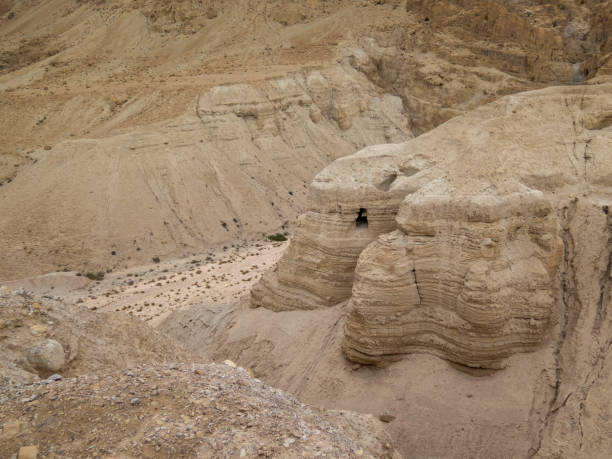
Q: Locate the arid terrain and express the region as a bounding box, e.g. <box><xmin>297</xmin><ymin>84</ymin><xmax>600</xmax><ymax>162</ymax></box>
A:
<box><xmin>1</xmin><ymin>1</ymin><xmax>612</xmax><ymax>458</ymax></box>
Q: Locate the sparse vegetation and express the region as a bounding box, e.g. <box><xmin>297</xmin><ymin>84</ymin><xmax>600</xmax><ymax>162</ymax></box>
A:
<box><xmin>85</xmin><ymin>272</ymin><xmax>105</xmax><ymax>281</ymax></box>
<box><xmin>267</xmin><ymin>233</ymin><xmax>287</xmax><ymax>242</ymax></box>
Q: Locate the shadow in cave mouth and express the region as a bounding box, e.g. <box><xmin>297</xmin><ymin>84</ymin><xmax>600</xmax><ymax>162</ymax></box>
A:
<box><xmin>356</xmin><ymin>208</ymin><xmax>368</xmax><ymax>228</ymax></box>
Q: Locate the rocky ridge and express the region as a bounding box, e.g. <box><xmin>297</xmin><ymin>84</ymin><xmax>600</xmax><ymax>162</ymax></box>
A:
<box><xmin>0</xmin><ymin>63</ymin><xmax>411</xmax><ymax>281</ymax></box>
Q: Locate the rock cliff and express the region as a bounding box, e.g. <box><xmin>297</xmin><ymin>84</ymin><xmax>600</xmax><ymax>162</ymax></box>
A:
<box><xmin>252</xmin><ymin>80</ymin><xmax>612</xmax><ymax>369</ymax></box>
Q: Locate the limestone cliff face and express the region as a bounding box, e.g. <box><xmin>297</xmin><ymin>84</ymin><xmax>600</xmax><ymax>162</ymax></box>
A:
<box><xmin>251</xmin><ymin>144</ymin><xmax>433</xmax><ymax>310</ymax></box>
<box><xmin>251</xmin><ymin>80</ymin><xmax>612</xmax><ymax>369</ymax></box>
<box><xmin>2</xmin><ymin>0</ymin><xmax>611</xmax><ymax>281</ymax></box>
<box><xmin>359</xmin><ymin>0</ymin><xmax>612</xmax><ymax>134</ymax></box>
<box><xmin>344</xmin><ymin>193</ymin><xmax>562</xmax><ymax>368</ymax></box>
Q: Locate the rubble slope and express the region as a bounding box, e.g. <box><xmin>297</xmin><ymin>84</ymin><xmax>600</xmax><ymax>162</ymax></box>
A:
<box><xmin>0</xmin><ymin>363</ymin><xmax>399</xmax><ymax>458</ymax></box>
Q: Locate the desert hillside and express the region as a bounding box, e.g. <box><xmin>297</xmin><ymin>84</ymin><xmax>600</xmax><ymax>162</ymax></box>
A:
<box><xmin>2</xmin><ymin>1</ymin><xmax>612</xmax><ymax>459</ymax></box>
<box><xmin>1</xmin><ymin>0</ymin><xmax>611</xmax><ymax>279</ymax></box>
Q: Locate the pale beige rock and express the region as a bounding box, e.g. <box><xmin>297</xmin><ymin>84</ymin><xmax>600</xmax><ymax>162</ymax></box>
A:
<box><xmin>29</xmin><ymin>324</ymin><xmax>47</xmax><ymax>336</ymax></box>
<box><xmin>344</xmin><ymin>194</ymin><xmax>562</xmax><ymax>368</ymax></box>
<box><xmin>1</xmin><ymin>421</ymin><xmax>20</xmax><ymax>439</ymax></box>
<box><xmin>164</xmin><ymin>81</ymin><xmax>612</xmax><ymax>458</ymax></box>
<box><xmin>27</xmin><ymin>339</ymin><xmax>65</xmax><ymax>374</ymax></box>
<box><xmin>18</xmin><ymin>445</ymin><xmax>38</xmax><ymax>459</ymax></box>
<box><xmin>252</xmin><ymin>81</ymin><xmax>612</xmax><ymax>369</ymax></box>
<box><xmin>251</xmin><ymin>143</ymin><xmax>433</xmax><ymax>311</ymax></box>
<box><xmin>2</xmin><ymin>0</ymin><xmax>611</xmax><ymax>281</ymax></box>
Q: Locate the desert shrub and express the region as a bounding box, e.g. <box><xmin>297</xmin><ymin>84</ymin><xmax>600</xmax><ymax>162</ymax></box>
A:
<box><xmin>85</xmin><ymin>272</ymin><xmax>105</xmax><ymax>281</ymax></box>
<box><xmin>267</xmin><ymin>233</ymin><xmax>287</xmax><ymax>242</ymax></box>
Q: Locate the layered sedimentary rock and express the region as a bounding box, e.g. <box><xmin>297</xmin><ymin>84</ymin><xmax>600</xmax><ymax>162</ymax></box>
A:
<box><xmin>251</xmin><ymin>144</ymin><xmax>433</xmax><ymax>310</ymax></box>
<box><xmin>344</xmin><ymin>193</ymin><xmax>562</xmax><ymax>368</ymax></box>
<box><xmin>0</xmin><ymin>64</ymin><xmax>411</xmax><ymax>280</ymax></box>
<box><xmin>3</xmin><ymin>1</ymin><xmax>612</xmax><ymax>281</ymax></box>
<box><xmin>252</xmin><ymin>80</ymin><xmax>612</xmax><ymax>368</ymax></box>
<box><xmin>357</xmin><ymin>0</ymin><xmax>612</xmax><ymax>134</ymax></box>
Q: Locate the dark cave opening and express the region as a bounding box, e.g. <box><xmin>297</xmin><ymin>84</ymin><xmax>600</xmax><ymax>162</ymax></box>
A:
<box><xmin>356</xmin><ymin>208</ymin><xmax>368</xmax><ymax>228</ymax></box>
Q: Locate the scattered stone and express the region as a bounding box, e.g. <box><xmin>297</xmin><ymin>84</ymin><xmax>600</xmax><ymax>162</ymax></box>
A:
<box><xmin>223</xmin><ymin>360</ymin><xmax>237</xmax><ymax>368</ymax></box>
<box><xmin>2</xmin><ymin>421</ymin><xmax>21</xmax><ymax>438</ymax></box>
<box><xmin>27</xmin><ymin>339</ymin><xmax>65</xmax><ymax>373</ymax></box>
<box><xmin>18</xmin><ymin>445</ymin><xmax>38</xmax><ymax>459</ymax></box>
<box><xmin>29</xmin><ymin>324</ymin><xmax>48</xmax><ymax>336</ymax></box>
<box><xmin>379</xmin><ymin>413</ymin><xmax>396</xmax><ymax>423</ymax></box>
<box><xmin>283</xmin><ymin>438</ymin><xmax>295</xmax><ymax>447</ymax></box>
<box><xmin>0</xmin><ymin>364</ymin><xmax>398</xmax><ymax>458</ymax></box>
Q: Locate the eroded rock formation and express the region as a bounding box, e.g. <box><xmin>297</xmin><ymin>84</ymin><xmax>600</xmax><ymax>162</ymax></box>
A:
<box><xmin>252</xmin><ymin>80</ymin><xmax>612</xmax><ymax>369</ymax></box>
<box><xmin>344</xmin><ymin>193</ymin><xmax>562</xmax><ymax>368</ymax></box>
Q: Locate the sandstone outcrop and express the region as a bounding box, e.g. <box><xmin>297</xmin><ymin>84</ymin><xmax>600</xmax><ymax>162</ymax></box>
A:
<box><xmin>252</xmin><ymin>80</ymin><xmax>612</xmax><ymax>369</ymax></box>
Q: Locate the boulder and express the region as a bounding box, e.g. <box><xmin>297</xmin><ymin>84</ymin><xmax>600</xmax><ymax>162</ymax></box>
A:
<box><xmin>27</xmin><ymin>339</ymin><xmax>65</xmax><ymax>374</ymax></box>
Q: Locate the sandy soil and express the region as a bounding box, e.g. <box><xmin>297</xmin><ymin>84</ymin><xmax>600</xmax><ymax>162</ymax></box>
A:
<box><xmin>4</xmin><ymin>239</ymin><xmax>287</xmax><ymax>326</ymax></box>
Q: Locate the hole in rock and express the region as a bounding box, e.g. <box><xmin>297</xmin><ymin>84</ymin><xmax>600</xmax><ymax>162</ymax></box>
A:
<box><xmin>356</xmin><ymin>208</ymin><xmax>368</xmax><ymax>228</ymax></box>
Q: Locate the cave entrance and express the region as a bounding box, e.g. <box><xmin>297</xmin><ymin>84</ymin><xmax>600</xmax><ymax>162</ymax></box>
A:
<box><xmin>356</xmin><ymin>208</ymin><xmax>368</xmax><ymax>228</ymax></box>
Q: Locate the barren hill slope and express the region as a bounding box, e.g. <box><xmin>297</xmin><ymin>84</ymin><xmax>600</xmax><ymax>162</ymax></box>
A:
<box><xmin>1</xmin><ymin>0</ymin><xmax>611</xmax><ymax>280</ymax></box>
<box><xmin>0</xmin><ymin>286</ymin><xmax>192</xmax><ymax>385</ymax></box>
